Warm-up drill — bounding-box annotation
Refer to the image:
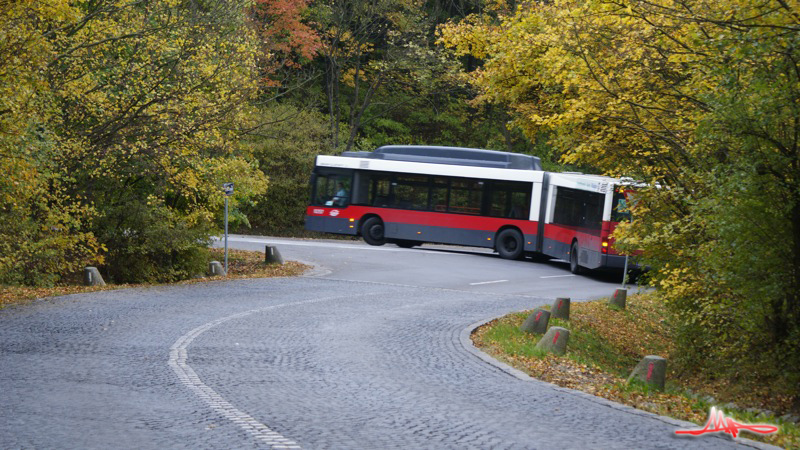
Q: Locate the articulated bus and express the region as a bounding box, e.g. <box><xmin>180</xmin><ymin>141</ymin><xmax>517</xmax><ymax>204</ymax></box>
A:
<box><xmin>305</xmin><ymin>145</ymin><xmax>632</xmax><ymax>273</ymax></box>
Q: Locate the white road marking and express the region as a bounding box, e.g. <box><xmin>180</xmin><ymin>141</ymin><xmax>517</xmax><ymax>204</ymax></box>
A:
<box><xmin>539</xmin><ymin>274</ymin><xmax>577</xmax><ymax>279</ymax></box>
<box><xmin>219</xmin><ymin>236</ymin><xmax>484</xmax><ymax>256</ymax></box>
<box><xmin>469</xmin><ymin>280</ymin><xmax>509</xmax><ymax>286</ymax></box>
<box><xmin>169</xmin><ymin>294</ymin><xmax>362</xmax><ymax>449</ymax></box>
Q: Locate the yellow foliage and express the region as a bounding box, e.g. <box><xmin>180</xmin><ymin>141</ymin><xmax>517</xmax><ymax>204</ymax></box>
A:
<box><xmin>439</xmin><ymin>0</ymin><xmax>800</xmax><ymax>387</ymax></box>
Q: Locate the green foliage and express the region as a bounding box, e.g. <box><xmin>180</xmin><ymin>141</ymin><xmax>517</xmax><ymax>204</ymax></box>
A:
<box><xmin>238</xmin><ymin>104</ymin><xmax>331</xmax><ymax>235</ymax></box>
<box><xmin>484</xmin><ymin>315</ymin><xmax>548</xmax><ymax>358</ymax></box>
<box><xmin>98</xmin><ymin>201</ymin><xmax>212</xmax><ymax>283</ymax></box>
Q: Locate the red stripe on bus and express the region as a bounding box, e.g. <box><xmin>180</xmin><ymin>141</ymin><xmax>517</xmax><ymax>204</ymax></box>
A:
<box><xmin>543</xmin><ymin>222</ymin><xmax>623</xmax><ymax>254</ymax></box>
<box><xmin>306</xmin><ymin>205</ymin><xmax>539</xmax><ymax>233</ymax></box>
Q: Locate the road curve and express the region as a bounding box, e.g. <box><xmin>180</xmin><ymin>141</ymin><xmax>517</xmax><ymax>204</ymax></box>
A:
<box><xmin>0</xmin><ymin>237</ymin><xmax>773</xmax><ymax>449</ymax></box>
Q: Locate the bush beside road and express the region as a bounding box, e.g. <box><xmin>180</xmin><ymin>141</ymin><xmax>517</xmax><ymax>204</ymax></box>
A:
<box><xmin>1</xmin><ymin>249</ymin><xmax>308</xmax><ymax>310</ymax></box>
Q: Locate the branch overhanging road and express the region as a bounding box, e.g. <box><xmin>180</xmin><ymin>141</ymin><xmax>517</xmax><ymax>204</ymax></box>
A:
<box><xmin>0</xmin><ymin>235</ymin><xmax>774</xmax><ymax>449</ymax></box>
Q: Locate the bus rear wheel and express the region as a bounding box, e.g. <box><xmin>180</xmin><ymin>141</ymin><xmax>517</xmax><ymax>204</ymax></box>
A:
<box><xmin>362</xmin><ymin>217</ymin><xmax>386</xmax><ymax>246</ymax></box>
<box><xmin>570</xmin><ymin>241</ymin><xmax>584</xmax><ymax>274</ymax></box>
<box><xmin>394</xmin><ymin>239</ymin><xmax>418</xmax><ymax>248</ymax></box>
<box><xmin>497</xmin><ymin>229</ymin><xmax>524</xmax><ymax>260</ymax></box>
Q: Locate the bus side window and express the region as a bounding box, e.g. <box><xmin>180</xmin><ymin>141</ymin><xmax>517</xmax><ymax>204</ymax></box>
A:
<box><xmin>449</xmin><ymin>179</ymin><xmax>483</xmax><ymax>215</ymax></box>
<box><xmin>553</xmin><ymin>187</ymin><xmax>602</xmax><ymax>230</ymax></box>
<box><xmin>612</xmin><ymin>191</ymin><xmax>632</xmax><ymax>222</ymax></box>
<box><xmin>489</xmin><ymin>181</ymin><xmax>531</xmax><ymax>219</ymax></box>
<box><xmin>369</xmin><ymin>174</ymin><xmax>392</xmax><ymax>207</ymax></box>
<box><xmin>431</xmin><ymin>177</ymin><xmax>448</xmax><ymax>212</ymax></box>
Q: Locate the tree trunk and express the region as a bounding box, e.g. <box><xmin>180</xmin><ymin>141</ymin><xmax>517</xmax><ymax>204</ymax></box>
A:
<box><xmin>325</xmin><ymin>55</ymin><xmax>340</xmax><ymax>151</ymax></box>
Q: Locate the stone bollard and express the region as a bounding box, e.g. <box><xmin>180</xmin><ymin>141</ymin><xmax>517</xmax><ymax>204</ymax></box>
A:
<box><xmin>628</xmin><ymin>355</ymin><xmax>667</xmax><ymax>390</ymax></box>
<box><xmin>83</xmin><ymin>267</ymin><xmax>106</xmax><ymax>286</ymax></box>
<box><xmin>551</xmin><ymin>297</ymin><xmax>570</xmax><ymax>320</ymax></box>
<box><xmin>265</xmin><ymin>245</ymin><xmax>284</xmax><ymax>265</ymax></box>
<box><xmin>209</xmin><ymin>261</ymin><xmax>226</xmax><ymax>277</ymax></box>
<box><xmin>520</xmin><ymin>308</ymin><xmax>550</xmax><ymax>334</ymax></box>
<box><xmin>610</xmin><ymin>288</ymin><xmax>627</xmax><ymax>309</ymax></box>
<box><xmin>535</xmin><ymin>326</ymin><xmax>570</xmax><ymax>355</ymax></box>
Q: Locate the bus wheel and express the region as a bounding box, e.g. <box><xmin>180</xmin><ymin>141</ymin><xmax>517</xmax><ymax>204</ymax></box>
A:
<box><xmin>497</xmin><ymin>229</ymin><xmax>524</xmax><ymax>260</ymax></box>
<box><xmin>394</xmin><ymin>240</ymin><xmax>417</xmax><ymax>249</ymax></box>
<box><xmin>570</xmin><ymin>242</ymin><xmax>584</xmax><ymax>274</ymax></box>
<box><xmin>362</xmin><ymin>217</ymin><xmax>386</xmax><ymax>246</ymax></box>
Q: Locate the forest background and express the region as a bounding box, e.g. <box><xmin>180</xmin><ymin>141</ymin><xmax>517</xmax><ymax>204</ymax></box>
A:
<box><xmin>1</xmin><ymin>0</ymin><xmax>798</xmax><ymax>412</ymax></box>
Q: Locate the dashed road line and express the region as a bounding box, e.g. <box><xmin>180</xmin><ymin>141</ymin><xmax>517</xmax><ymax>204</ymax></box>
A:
<box><xmin>169</xmin><ymin>294</ymin><xmax>365</xmax><ymax>449</ymax></box>
<box><xmin>469</xmin><ymin>280</ymin><xmax>509</xmax><ymax>286</ymax></box>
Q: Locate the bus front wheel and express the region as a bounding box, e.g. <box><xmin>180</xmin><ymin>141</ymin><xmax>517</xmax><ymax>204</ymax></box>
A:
<box><xmin>362</xmin><ymin>217</ymin><xmax>386</xmax><ymax>246</ymax></box>
<box><xmin>570</xmin><ymin>242</ymin><xmax>584</xmax><ymax>274</ymax></box>
<box><xmin>497</xmin><ymin>229</ymin><xmax>524</xmax><ymax>260</ymax></box>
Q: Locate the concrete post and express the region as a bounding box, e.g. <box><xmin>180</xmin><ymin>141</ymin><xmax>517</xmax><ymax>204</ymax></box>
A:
<box><xmin>209</xmin><ymin>261</ymin><xmax>226</xmax><ymax>276</ymax></box>
<box><xmin>628</xmin><ymin>355</ymin><xmax>667</xmax><ymax>390</ymax></box>
<box><xmin>83</xmin><ymin>267</ymin><xmax>106</xmax><ymax>286</ymax></box>
<box><xmin>265</xmin><ymin>245</ymin><xmax>284</xmax><ymax>265</ymax></box>
<box><xmin>551</xmin><ymin>297</ymin><xmax>570</xmax><ymax>320</ymax></box>
<box><xmin>535</xmin><ymin>326</ymin><xmax>570</xmax><ymax>355</ymax></box>
<box><xmin>520</xmin><ymin>308</ymin><xmax>550</xmax><ymax>334</ymax></box>
<box><xmin>610</xmin><ymin>288</ymin><xmax>627</xmax><ymax>309</ymax></box>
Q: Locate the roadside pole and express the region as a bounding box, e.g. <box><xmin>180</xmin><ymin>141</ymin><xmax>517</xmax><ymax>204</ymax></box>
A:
<box><xmin>622</xmin><ymin>254</ymin><xmax>629</xmax><ymax>289</ymax></box>
<box><xmin>223</xmin><ymin>182</ymin><xmax>234</xmax><ymax>275</ymax></box>
<box><xmin>621</xmin><ymin>212</ymin><xmax>633</xmax><ymax>289</ymax></box>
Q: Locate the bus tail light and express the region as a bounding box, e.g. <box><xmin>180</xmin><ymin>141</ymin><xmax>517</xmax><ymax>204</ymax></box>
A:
<box><xmin>602</xmin><ymin>240</ymin><xmax>609</xmax><ymax>254</ymax></box>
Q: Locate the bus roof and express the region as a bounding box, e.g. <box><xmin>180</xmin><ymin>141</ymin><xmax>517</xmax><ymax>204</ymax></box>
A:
<box><xmin>547</xmin><ymin>172</ymin><xmax>623</xmax><ymax>194</ymax></box>
<box><xmin>341</xmin><ymin>145</ymin><xmax>542</xmax><ymax>171</ymax></box>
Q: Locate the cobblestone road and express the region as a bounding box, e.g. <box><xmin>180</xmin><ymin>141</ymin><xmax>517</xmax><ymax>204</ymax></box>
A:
<box><xmin>0</xmin><ymin>276</ymin><xmax>772</xmax><ymax>449</ymax></box>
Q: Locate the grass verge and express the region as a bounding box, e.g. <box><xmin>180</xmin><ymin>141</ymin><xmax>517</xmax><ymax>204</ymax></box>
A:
<box><xmin>472</xmin><ymin>293</ymin><xmax>798</xmax><ymax>449</ymax></box>
<box><xmin>0</xmin><ymin>248</ymin><xmax>309</xmax><ymax>310</ymax></box>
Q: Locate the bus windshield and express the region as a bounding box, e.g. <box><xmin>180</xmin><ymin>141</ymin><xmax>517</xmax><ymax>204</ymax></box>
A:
<box><xmin>313</xmin><ymin>172</ymin><xmax>352</xmax><ymax>207</ymax></box>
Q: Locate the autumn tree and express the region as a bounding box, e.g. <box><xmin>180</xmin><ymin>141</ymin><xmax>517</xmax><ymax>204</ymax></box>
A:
<box><xmin>250</xmin><ymin>0</ymin><xmax>322</xmax><ymax>86</ymax></box>
<box><xmin>0</xmin><ymin>0</ymin><xmax>276</xmax><ymax>284</ymax></box>
<box><xmin>47</xmin><ymin>0</ymin><xmax>270</xmax><ymax>282</ymax></box>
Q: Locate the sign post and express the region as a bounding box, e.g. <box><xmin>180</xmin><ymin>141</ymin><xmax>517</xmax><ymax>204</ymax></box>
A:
<box><xmin>222</xmin><ymin>182</ymin><xmax>234</xmax><ymax>274</ymax></box>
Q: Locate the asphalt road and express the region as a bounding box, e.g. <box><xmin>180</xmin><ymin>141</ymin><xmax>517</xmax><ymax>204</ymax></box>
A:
<box><xmin>218</xmin><ymin>235</ymin><xmax>631</xmax><ymax>298</ymax></box>
<box><xmin>0</xmin><ymin>235</ymin><xmax>774</xmax><ymax>449</ymax></box>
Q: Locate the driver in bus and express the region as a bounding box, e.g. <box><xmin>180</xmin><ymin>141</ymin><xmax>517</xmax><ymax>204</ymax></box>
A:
<box><xmin>333</xmin><ymin>182</ymin><xmax>349</xmax><ymax>206</ymax></box>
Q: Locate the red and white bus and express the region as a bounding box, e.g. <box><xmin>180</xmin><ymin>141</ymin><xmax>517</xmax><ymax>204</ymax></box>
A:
<box><xmin>305</xmin><ymin>145</ymin><xmax>632</xmax><ymax>273</ymax></box>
